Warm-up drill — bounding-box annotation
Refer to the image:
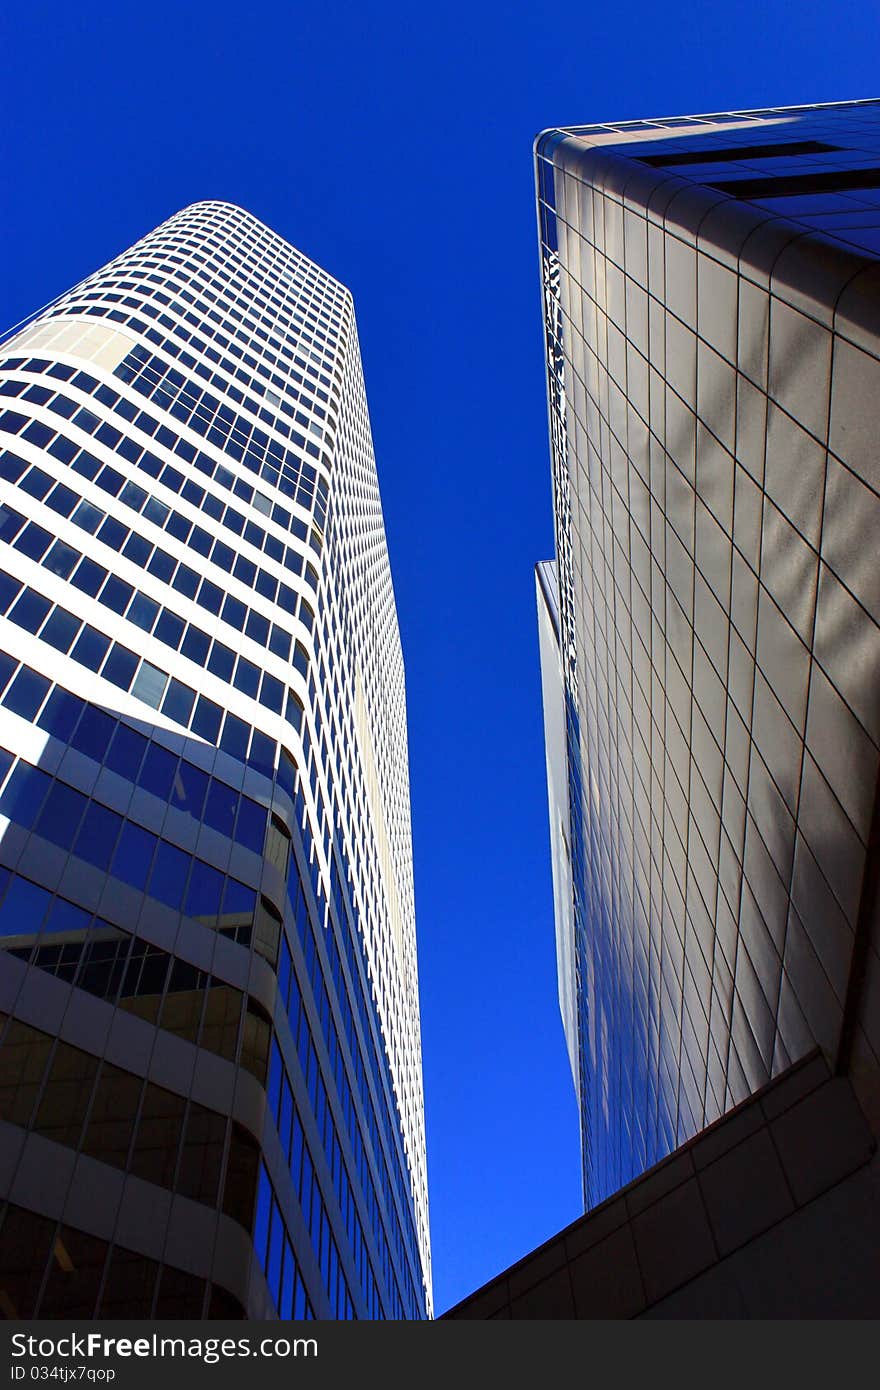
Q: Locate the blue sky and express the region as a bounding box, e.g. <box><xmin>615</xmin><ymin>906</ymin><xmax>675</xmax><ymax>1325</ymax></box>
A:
<box><xmin>3</xmin><ymin>0</ymin><xmax>879</xmax><ymax>1316</ymax></box>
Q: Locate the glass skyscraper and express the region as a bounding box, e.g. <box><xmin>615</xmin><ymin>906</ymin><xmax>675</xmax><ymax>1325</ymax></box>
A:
<box><xmin>536</xmin><ymin>100</ymin><xmax>880</xmax><ymax>1211</ymax></box>
<box><xmin>0</xmin><ymin>202</ymin><xmax>431</xmax><ymax>1319</ymax></box>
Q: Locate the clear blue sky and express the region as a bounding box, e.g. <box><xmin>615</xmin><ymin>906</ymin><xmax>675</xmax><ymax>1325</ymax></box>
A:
<box><xmin>2</xmin><ymin>0</ymin><xmax>878</xmax><ymax>1316</ymax></box>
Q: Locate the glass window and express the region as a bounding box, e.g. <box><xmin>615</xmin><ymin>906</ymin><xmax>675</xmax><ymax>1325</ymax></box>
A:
<box><xmin>204</xmin><ymin>779</ymin><xmax>237</xmax><ymax>838</ymax></box>
<box><xmin>172</xmin><ymin>761</ymin><xmax>208</xmax><ymax>820</ymax></box>
<box><xmin>181</xmin><ymin>480</ymin><xmax>204</xmax><ymax>508</ymax></box>
<box><xmin>245</xmin><ymin>611</ymin><xmax>270</xmax><ymax>646</ymax></box>
<box><xmin>41</xmin><ymin>607</ymin><xmax>81</xmax><ymax>653</ymax></box>
<box><xmin>0</xmin><ymin>452</ymin><xmax>28</xmax><ymax>484</ymax></box>
<box><xmin>148</xmin><ymin>841</ymin><xmax>189</xmax><ymax>910</ymax></box>
<box><xmin>0</xmin><ymin>408</ymin><xmax>26</xmax><ymax>434</ymax></box>
<box><xmin>96</xmin><ymin>516</ymin><xmax>127</xmax><ymax>551</ymax></box>
<box><xmin>47</xmin><ymin>435</ymin><xmax>77</xmax><ymax>463</ymax></box>
<box><xmin>35</xmin><ymin>781</ymin><xmax>87</xmax><ymax>850</ymax></box>
<box><xmin>95</xmin><ymin>463</ymin><xmax>124</xmax><ymax>496</ymax></box>
<box><xmin>259</xmin><ymin>674</ymin><xmax>284</xmax><ymax>715</ymax></box>
<box><xmin>278</xmin><ymin>937</ymin><xmax>291</xmax><ymax>1011</ymax></box>
<box><xmin>207</xmin><ymin>642</ymin><xmax>235</xmax><ymax>682</ymax></box>
<box><xmin>98</xmin><ymin>576</ymin><xmax>134</xmax><ymax>615</ymax></box>
<box><xmin>122</xmin><ymin>533</ymin><xmax>152</xmax><ymax>567</ymax></box>
<box><xmin>233</xmin><ymin>556</ymin><xmax>256</xmax><ymax>586</ymax></box>
<box><xmin>143</xmin><ymin>497</ymin><xmax>170</xmax><ymax>527</ymax></box>
<box><xmin>184</xmin><ymin>860</ymin><xmax>224</xmax><ymax>925</ymax></box>
<box><xmin>0</xmin><ymin>874</ymin><xmax>51</xmax><ymax>937</ymax></box>
<box><xmin>280</xmin><ymin>1239</ymin><xmax>295</xmax><ymax>1319</ymax></box>
<box><xmin>112</xmin><ymin>822</ymin><xmax>156</xmax><ymax>892</ymax></box>
<box><xmin>176</xmin><ymin>1102</ymin><xmax>225</xmax><ymax>1205</ymax></box>
<box><xmin>154</xmin><ymin>609</ymin><xmax>185</xmax><ymax>650</ymax></box>
<box><xmin>159</xmin><ymin>464</ymin><xmax>184</xmax><ymax>492</ymax></box>
<box><xmin>72</xmin><ymin>501</ymin><xmax>104</xmax><ymax>536</ymax></box>
<box><xmin>233</xmin><ymin>658</ymin><xmax>259</xmax><ymax>699</ymax></box>
<box><xmin>74</xmin><ymin>802</ymin><xmax>122</xmax><ymax>871</ymax></box>
<box><xmin>268</xmin><ymin>626</ymin><xmax>291</xmax><ymax>662</ymax></box>
<box><xmin>131</xmin><ymin>1084</ymin><xmax>185</xmax><ymax>1190</ymax></box>
<box><xmin>219</xmin><ymin>713</ymin><xmax>249</xmax><ymax>760</ymax></box>
<box><xmin>191</xmin><ymin>695</ymin><xmax>222</xmax><ymax>743</ymax></box>
<box><xmin>102</xmin><ymin>643</ymin><xmax>139</xmax><ymax>691</ymax></box>
<box><xmin>172</xmin><ymin>564</ymin><xmax>199</xmax><ymax>600</ymax></box>
<box><xmin>147</xmin><ymin>549</ymin><xmax>175</xmax><ymax>583</ymax></box>
<box><xmin>197</xmin><ymin>580</ymin><xmax>222</xmax><ymax>615</ymax></box>
<box><xmin>20</xmin><ymin>465</ymin><xmax>53</xmax><ymax>499</ymax></box>
<box><xmin>165</xmin><ymin>512</ymin><xmax>192</xmax><ymax>544</ymax></box>
<box><xmin>221</xmin><ymin>595</ymin><xmax>246</xmax><ymax>631</ymax></box>
<box><xmin>161</xmin><ymin>678</ymin><xmax>196</xmax><ymax>726</ymax></box>
<box><xmin>71</xmin><ymin>556</ymin><xmax>107</xmax><ymax>595</ymax></box>
<box><xmin>105</xmin><ymin>724</ymin><xmax>148</xmax><ymax>782</ymax></box>
<box><xmin>139</xmin><ymin>742</ymin><xmax>177</xmax><ymax>801</ymax></box>
<box><xmin>255</xmin><ymin>571</ymin><xmax>278</xmax><ymax>603</ymax></box>
<box><xmin>0</xmin><ymin>569</ymin><xmax>23</xmax><ymax>614</ymax></box>
<box><xmin>127</xmin><ymin>593</ymin><xmax>160</xmax><ymax>633</ymax></box>
<box><xmin>0</xmin><ymin>651</ymin><xmax>17</xmax><ymax>697</ymax></box>
<box><xmin>212</xmin><ymin>539</ymin><xmax>234</xmax><ymax>569</ymax></box>
<box><xmin>71</xmin><ymin>625</ymin><xmax>111</xmax><ymax>672</ymax></box>
<box><xmin>0</xmin><ymin>762</ymin><xmax>51</xmax><ymax>829</ymax></box>
<box><xmin>248</xmin><ymin>730</ymin><xmax>275</xmax><ymax>779</ymax></box>
<box><xmin>43</xmin><ymin>895</ymin><xmax>91</xmax><ymax>936</ymax></box>
<box><xmin>71</xmin><ymin>706</ymin><xmax>115</xmax><ymax>762</ymax></box>
<box><xmin>131</xmin><ymin>661</ymin><xmax>167</xmax><ymax>709</ymax></box>
<box><xmin>8</xmin><ymin>589</ymin><xmax>52</xmax><ymax>634</ymax></box>
<box><xmin>72</xmin><ymin>449</ymin><xmax>100</xmax><ymax>480</ymax></box>
<box><xmin>181</xmin><ymin>627</ymin><xmax>210</xmax><ymax>665</ymax></box>
<box><xmin>119</xmin><ymin>480</ymin><xmax>147</xmax><ymax>510</ymax></box>
<box><xmin>190</xmin><ymin>526</ymin><xmax>212</xmax><ymax>558</ymax></box>
<box><xmin>253</xmin><ymin>1163</ymin><xmax>273</xmax><ymax>1266</ymax></box>
<box><xmin>3</xmin><ymin>667</ymin><xmax>50</xmax><ymax>720</ymax></box>
<box><xmin>43</xmin><ymin>541</ymin><xmax>79</xmax><ymax>580</ymax></box>
<box><xmin>222</xmin><ymin>877</ymin><xmax>255</xmax><ymax>922</ymax></box>
<box><xmin>37</xmin><ymin>687</ymin><xmax>81</xmax><ymax>741</ymax></box>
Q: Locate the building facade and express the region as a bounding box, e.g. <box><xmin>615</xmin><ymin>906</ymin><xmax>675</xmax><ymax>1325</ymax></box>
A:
<box><xmin>444</xmin><ymin>1051</ymin><xmax>880</xmax><ymax>1318</ymax></box>
<box><xmin>536</xmin><ymin>100</ymin><xmax>880</xmax><ymax>1211</ymax></box>
<box><xmin>0</xmin><ymin>202</ymin><xmax>431</xmax><ymax>1319</ymax></box>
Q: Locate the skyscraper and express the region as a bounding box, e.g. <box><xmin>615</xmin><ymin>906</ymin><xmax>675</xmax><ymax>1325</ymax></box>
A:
<box><xmin>0</xmin><ymin>202</ymin><xmax>431</xmax><ymax>1320</ymax></box>
<box><xmin>535</xmin><ymin>100</ymin><xmax>880</xmax><ymax>1212</ymax></box>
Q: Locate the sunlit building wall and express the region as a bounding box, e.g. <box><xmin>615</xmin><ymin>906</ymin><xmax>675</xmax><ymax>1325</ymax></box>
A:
<box><xmin>0</xmin><ymin>202</ymin><xmax>431</xmax><ymax>1318</ymax></box>
<box><xmin>536</xmin><ymin>100</ymin><xmax>880</xmax><ymax>1208</ymax></box>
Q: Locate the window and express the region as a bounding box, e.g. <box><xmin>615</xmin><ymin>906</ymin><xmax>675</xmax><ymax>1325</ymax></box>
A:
<box><xmin>131</xmin><ymin>661</ymin><xmax>167</xmax><ymax>709</ymax></box>
<box><xmin>149</xmin><ymin>841</ymin><xmax>189</xmax><ymax>911</ymax></box>
<box><xmin>35</xmin><ymin>781</ymin><xmax>86</xmax><ymax>850</ymax></box>
<box><xmin>184</xmin><ymin>860</ymin><xmax>224</xmax><ymax>926</ymax></box>
<box><xmin>43</xmin><ymin>541</ymin><xmax>79</xmax><ymax>579</ymax></box>
<box><xmin>102</xmin><ymin>643</ymin><xmax>139</xmax><ymax>691</ymax></box>
<box><xmin>162</xmin><ymin>678</ymin><xmax>196</xmax><ymax>725</ymax></box>
<box><xmin>4</xmin><ymin>668</ymin><xmax>50</xmax><ymax>720</ymax></box>
<box><xmin>74</xmin><ymin>803</ymin><xmax>122</xmax><ymax>871</ymax></box>
<box><xmin>0</xmin><ymin>873</ymin><xmax>51</xmax><ymax>936</ymax></box>
<box><xmin>105</xmin><ymin>724</ymin><xmax>148</xmax><ymax>782</ymax></box>
<box><xmin>139</xmin><ymin>742</ymin><xmax>177</xmax><ymax>800</ymax></box>
<box><xmin>71</xmin><ymin>626</ymin><xmax>110</xmax><ymax>673</ymax></box>
<box><xmin>112</xmin><ymin>822</ymin><xmax>155</xmax><ymax>892</ymax></box>
<box><xmin>72</xmin><ymin>707</ymin><xmax>115</xmax><ymax>761</ymax></box>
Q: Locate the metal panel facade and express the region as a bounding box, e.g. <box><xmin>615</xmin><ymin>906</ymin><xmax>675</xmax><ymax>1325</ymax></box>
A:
<box><xmin>537</xmin><ymin>101</ymin><xmax>880</xmax><ymax>1207</ymax></box>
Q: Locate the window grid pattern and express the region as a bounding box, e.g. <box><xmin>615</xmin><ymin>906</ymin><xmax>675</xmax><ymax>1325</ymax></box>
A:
<box><xmin>536</xmin><ymin>101</ymin><xmax>880</xmax><ymax>1210</ymax></box>
<box><xmin>0</xmin><ymin>202</ymin><xmax>430</xmax><ymax>1317</ymax></box>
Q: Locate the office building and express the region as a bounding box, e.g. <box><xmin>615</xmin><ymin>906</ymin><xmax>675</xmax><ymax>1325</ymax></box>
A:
<box><xmin>445</xmin><ymin>96</ymin><xmax>880</xmax><ymax>1321</ymax></box>
<box><xmin>0</xmin><ymin>202</ymin><xmax>431</xmax><ymax>1319</ymax></box>
<box><xmin>534</xmin><ymin>100</ymin><xmax>880</xmax><ymax>1215</ymax></box>
<box><xmin>444</xmin><ymin>1049</ymin><xmax>880</xmax><ymax>1317</ymax></box>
